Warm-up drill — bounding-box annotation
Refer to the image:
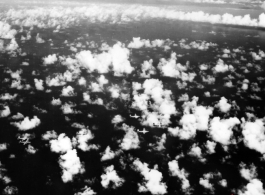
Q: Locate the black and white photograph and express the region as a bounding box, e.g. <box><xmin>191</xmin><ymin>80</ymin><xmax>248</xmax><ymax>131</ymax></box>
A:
<box><xmin>0</xmin><ymin>0</ymin><xmax>265</xmax><ymax>194</ymax></box>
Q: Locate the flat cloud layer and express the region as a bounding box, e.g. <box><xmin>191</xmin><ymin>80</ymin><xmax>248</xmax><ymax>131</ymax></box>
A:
<box><xmin>1</xmin><ymin>3</ymin><xmax>265</xmax><ymax>29</ymax></box>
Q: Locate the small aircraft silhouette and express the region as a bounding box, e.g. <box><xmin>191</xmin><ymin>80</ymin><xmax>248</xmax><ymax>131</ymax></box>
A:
<box><xmin>130</xmin><ymin>114</ymin><xmax>140</xmax><ymax>119</ymax></box>
<box><xmin>153</xmin><ymin>122</ymin><xmax>166</xmax><ymax>128</ymax></box>
<box><xmin>137</xmin><ymin>128</ymin><xmax>149</xmax><ymax>134</ymax></box>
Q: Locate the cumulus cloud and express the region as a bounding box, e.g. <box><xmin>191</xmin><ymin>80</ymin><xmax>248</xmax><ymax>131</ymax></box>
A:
<box><xmin>212</xmin><ymin>59</ymin><xmax>234</xmax><ymax>73</ymax></box>
<box><xmin>153</xmin><ymin>133</ymin><xmax>166</xmax><ymax>151</ymax></box>
<box><xmin>108</xmin><ymin>85</ymin><xmax>120</xmax><ymax>98</ymax></box>
<box><xmin>74</xmin><ymin>129</ymin><xmax>94</xmax><ymax>152</ymax></box>
<box><xmin>9</xmin><ymin>69</ymin><xmax>22</xmax><ymax>79</ymax></box>
<box><xmin>0</xmin><ymin>21</ymin><xmax>17</xmax><ymax>39</ymax></box>
<box><xmin>89</xmin><ymin>75</ymin><xmax>108</xmax><ymax>92</ymax></box>
<box><xmin>34</xmin><ymin>78</ymin><xmax>44</xmax><ymax>90</ymax></box>
<box><xmin>120</xmin><ymin>124</ymin><xmax>140</xmax><ymax>151</ymax></box>
<box><xmin>89</xmin><ymin>83</ymin><xmax>102</xmax><ymax>92</ymax></box>
<box><xmin>199</xmin><ymin>175</ymin><xmax>214</xmax><ymax>191</ymax></box>
<box><xmin>239</xmin><ymin>163</ymin><xmax>257</xmax><ymax>181</ymax></box>
<box><xmin>78</xmin><ymin>77</ymin><xmax>86</xmax><ymax>86</ymax></box>
<box><xmin>168</xmin><ymin>97</ymin><xmax>212</xmax><ymax>140</ymax></box>
<box><xmin>61</xmin><ymin>102</ymin><xmax>78</xmax><ymax>114</ymax></box>
<box><xmin>188</xmin><ymin>144</ymin><xmax>206</xmax><ymax>162</ymax></box>
<box><xmin>4</xmin><ymin>38</ymin><xmax>19</xmax><ymax>52</ymax></box>
<box><xmin>101</xmin><ymin>146</ymin><xmax>117</xmax><ymax>161</ymax></box>
<box><xmin>0</xmin><ymin>93</ymin><xmax>17</xmax><ymax>100</ymax></box>
<box><xmin>209</xmin><ymin>117</ymin><xmax>240</xmax><ymax>145</ymax></box>
<box><xmin>157</xmin><ymin>52</ymin><xmax>196</xmax><ymax>82</ymax></box>
<box><xmin>128</xmin><ymin>37</ymin><xmax>173</xmax><ymax>50</ymax></box>
<box><xmin>11</xmin><ymin>116</ymin><xmax>41</xmax><ymax>130</ymax></box>
<box><xmin>11</xmin><ymin>112</ymin><xmax>24</xmax><ymax>120</ymax></box>
<box><xmin>242</xmin><ymin>118</ymin><xmax>265</xmax><ymax>154</ymax></box>
<box><xmin>219</xmin><ymin>179</ymin><xmax>227</xmax><ymax>187</ymax></box>
<box><xmin>42</xmin><ymin>130</ymin><xmax>58</xmax><ymax>140</ymax></box>
<box><xmin>205</xmin><ymin>140</ymin><xmax>216</xmax><ymax>154</ymax></box>
<box><xmin>181</xmin><ymin>40</ymin><xmax>217</xmax><ymax>51</ymax></box>
<box><xmin>46</xmin><ymin>74</ymin><xmax>67</xmax><ymax>87</ymax></box>
<box><xmin>157</xmin><ymin>52</ymin><xmax>189</xmax><ymax>79</ymax></box>
<box><xmin>0</xmin><ymin>143</ymin><xmax>8</xmax><ymax>152</ymax></box>
<box><xmin>49</xmin><ymin>133</ymin><xmax>72</xmax><ymax>153</ymax></box>
<box><xmin>51</xmin><ymin>97</ymin><xmax>62</xmax><ymax>106</ymax></box>
<box><xmin>241</xmin><ymin>79</ymin><xmax>249</xmax><ymax>91</ymax></box>
<box><xmin>74</xmin><ymin>186</ymin><xmax>96</xmax><ymax>195</ymax></box>
<box><xmin>76</xmin><ymin>50</ymin><xmax>111</xmax><ymax>74</ymax></box>
<box><xmin>111</xmin><ymin>115</ymin><xmax>125</xmax><ymax>124</ymax></box>
<box><xmin>202</xmin><ymin>75</ymin><xmax>215</xmax><ymax>85</ymax></box>
<box><xmin>128</xmin><ymin>37</ymin><xmax>149</xmax><ymax>49</ymax></box>
<box><xmin>109</xmin><ymin>42</ymin><xmax>134</xmax><ymax>76</ymax></box>
<box><xmin>0</xmin><ymin>105</ymin><xmax>11</xmax><ymax>118</ymax></box>
<box><xmin>101</xmin><ymin>165</ymin><xmax>124</xmax><ymax>189</ymax></box>
<box><xmin>59</xmin><ymin>149</ymin><xmax>85</xmax><ymax>183</ymax></box>
<box><xmin>133</xmin><ymin>158</ymin><xmax>167</xmax><ymax>195</ymax></box>
<box><xmin>97</xmin><ymin>75</ymin><xmax>108</xmax><ymax>88</ymax></box>
<box><xmin>2</xmin><ymin>186</ymin><xmax>18</xmax><ymax>195</ymax></box>
<box><xmin>238</xmin><ymin>179</ymin><xmax>265</xmax><ymax>195</ymax></box>
<box><xmin>177</xmin><ymin>114</ymin><xmax>197</xmax><ymax>140</ymax></box>
<box><xmin>76</xmin><ymin>43</ymin><xmax>134</xmax><ymax>76</ymax></box>
<box><xmin>131</xmin><ymin>79</ymin><xmax>176</xmax><ymax>127</ymax></box>
<box><xmin>215</xmin><ymin>97</ymin><xmax>231</xmax><ymax>113</ymax></box>
<box><xmin>61</xmin><ymin>86</ymin><xmax>76</xmax><ymax>96</ymax></box>
<box><xmin>43</xmin><ymin>54</ymin><xmax>57</xmax><ymax>65</ymax></box>
<box><xmin>36</xmin><ymin>33</ymin><xmax>45</xmax><ymax>43</ymax></box>
<box><xmin>83</xmin><ymin>92</ymin><xmax>104</xmax><ymax>106</ymax></box>
<box><xmin>139</xmin><ymin>59</ymin><xmax>156</xmax><ymax>78</ymax></box>
<box><xmin>168</xmin><ymin>160</ymin><xmax>190</xmax><ymax>191</ymax></box>
<box><xmin>250</xmin><ymin>50</ymin><xmax>265</xmax><ymax>61</ymax></box>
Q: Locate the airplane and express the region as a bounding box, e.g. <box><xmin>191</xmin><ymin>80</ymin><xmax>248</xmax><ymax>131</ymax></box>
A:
<box><xmin>153</xmin><ymin>122</ymin><xmax>167</xmax><ymax>128</ymax></box>
<box><xmin>137</xmin><ymin>128</ymin><xmax>149</xmax><ymax>134</ymax></box>
<box><xmin>130</xmin><ymin>114</ymin><xmax>140</xmax><ymax>119</ymax></box>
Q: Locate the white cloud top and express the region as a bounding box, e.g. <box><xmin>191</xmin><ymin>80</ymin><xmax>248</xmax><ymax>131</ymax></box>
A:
<box><xmin>75</xmin><ymin>129</ymin><xmax>94</xmax><ymax>152</ymax></box>
<box><xmin>75</xmin><ymin>43</ymin><xmax>134</xmax><ymax>76</ymax></box>
<box><xmin>59</xmin><ymin>149</ymin><xmax>85</xmax><ymax>183</ymax></box>
<box><xmin>133</xmin><ymin>159</ymin><xmax>167</xmax><ymax>195</ymax></box>
<box><xmin>168</xmin><ymin>160</ymin><xmax>190</xmax><ymax>191</ymax></box>
<box><xmin>238</xmin><ymin>179</ymin><xmax>265</xmax><ymax>195</ymax></box>
<box><xmin>0</xmin><ymin>105</ymin><xmax>11</xmax><ymax>118</ymax></box>
<box><xmin>209</xmin><ymin>117</ymin><xmax>240</xmax><ymax>145</ymax></box>
<box><xmin>120</xmin><ymin>124</ymin><xmax>140</xmax><ymax>150</ymax></box>
<box><xmin>216</xmin><ymin>97</ymin><xmax>232</xmax><ymax>113</ymax></box>
<box><xmin>11</xmin><ymin>116</ymin><xmax>41</xmax><ymax>130</ymax></box>
<box><xmin>132</xmin><ymin>79</ymin><xmax>176</xmax><ymax>127</ymax></box>
<box><xmin>242</xmin><ymin>119</ymin><xmax>265</xmax><ymax>154</ymax></box>
<box><xmin>0</xmin><ymin>21</ymin><xmax>17</xmax><ymax>39</ymax></box>
<box><xmin>50</xmin><ymin>133</ymin><xmax>73</xmax><ymax>153</ymax></box>
<box><xmin>43</xmin><ymin>54</ymin><xmax>58</xmax><ymax>65</ymax></box>
<box><xmin>101</xmin><ymin>165</ymin><xmax>124</xmax><ymax>189</ymax></box>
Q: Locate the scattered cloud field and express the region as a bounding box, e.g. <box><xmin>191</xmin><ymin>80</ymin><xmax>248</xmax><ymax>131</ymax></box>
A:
<box><xmin>1</xmin><ymin>1</ymin><xmax>265</xmax><ymax>195</ymax></box>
